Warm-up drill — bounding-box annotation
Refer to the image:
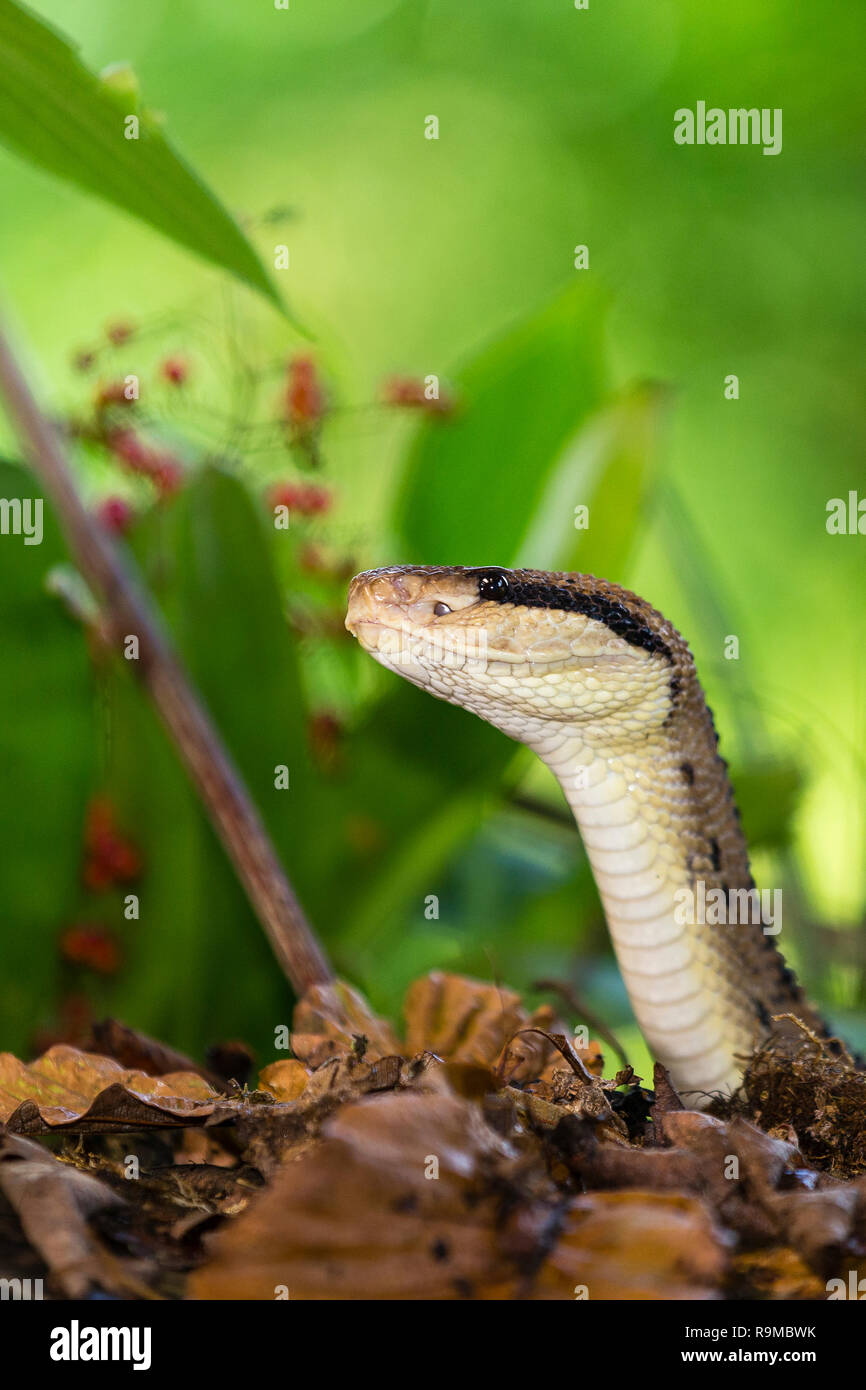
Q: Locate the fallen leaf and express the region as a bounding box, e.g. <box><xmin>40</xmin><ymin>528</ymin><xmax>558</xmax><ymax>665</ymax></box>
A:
<box><xmin>0</xmin><ymin>1127</ymin><xmax>134</xmax><ymax>1297</ymax></box>
<box><xmin>0</xmin><ymin>1045</ymin><xmax>220</xmax><ymax>1132</ymax></box>
<box><xmin>258</xmin><ymin>1059</ymin><xmax>310</xmax><ymax>1102</ymax></box>
<box><xmin>87</xmin><ymin>1018</ymin><xmax>225</xmax><ymax>1088</ymax></box>
<box><xmin>533</xmin><ymin>1190</ymin><xmax>728</xmax><ymax>1300</ymax></box>
<box><xmin>189</xmin><ymin>1090</ymin><xmax>556</xmax><ymax>1300</ymax></box>
<box><xmin>403</xmin><ymin>972</ymin><xmax>526</xmax><ymax>1065</ymax></box>
<box><xmin>291</xmin><ymin>979</ymin><xmax>401</xmax><ymax>1066</ymax></box>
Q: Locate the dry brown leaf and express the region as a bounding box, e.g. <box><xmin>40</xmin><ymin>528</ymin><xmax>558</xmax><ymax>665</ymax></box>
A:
<box><xmin>257</xmin><ymin>1059</ymin><xmax>310</xmax><ymax>1102</ymax></box>
<box><xmin>190</xmin><ymin>1088</ymin><xmax>728</xmax><ymax>1301</ymax></box>
<box><xmin>223</xmin><ymin>1051</ymin><xmax>409</xmax><ymax>1175</ymax></box>
<box><xmin>287</xmin><ymin>972</ymin><xmax>603</xmax><ymax>1094</ymax></box>
<box><xmin>87</xmin><ymin>1018</ymin><xmax>226</xmax><ymax>1088</ymax></box>
<box><xmin>652</xmin><ymin>1061</ymin><xmax>686</xmax><ymax>1114</ymax></box>
<box><xmin>556</xmin><ymin>1114</ymin><xmax>703</xmax><ymax>1191</ymax></box>
<box><xmin>403</xmin><ymin>975</ymin><xmax>599</xmax><ymax>1082</ymax></box>
<box><xmin>658</xmin><ymin>1109</ymin><xmax>726</xmax><ymax>1148</ymax></box>
<box><xmin>0</xmin><ymin>1045</ymin><xmax>216</xmax><ymax>1116</ymax></box>
<box><xmin>533</xmin><ymin>1190</ymin><xmax>728</xmax><ymax>1300</ymax></box>
<box><xmin>0</xmin><ymin>1128</ymin><xmax>136</xmax><ymax>1297</ymax></box>
<box><xmin>494</xmin><ymin>1003</ymin><xmax>601</xmax><ymax>1083</ymax></box>
<box><xmin>725</xmin><ymin>1115</ymin><xmax>804</xmax><ymax>1196</ymax></box>
<box><xmin>761</xmin><ymin>1186</ymin><xmax>866</xmax><ymax>1274</ymax></box>
<box><xmin>403</xmin><ymin>972</ymin><xmax>527</xmax><ymax>1065</ymax></box>
<box><xmin>189</xmin><ymin>1089</ymin><xmax>556</xmax><ymax>1300</ymax></box>
<box><xmin>0</xmin><ymin>1045</ymin><xmax>225</xmax><ymax>1133</ymax></box>
<box><xmin>3</xmin><ymin>969</ymin><xmax>861</xmax><ymax>1304</ymax></box>
<box><xmin>291</xmin><ymin>979</ymin><xmax>401</xmax><ymax>1067</ymax></box>
<box><xmin>732</xmin><ymin>1246</ymin><xmax>828</xmax><ymax>1300</ymax></box>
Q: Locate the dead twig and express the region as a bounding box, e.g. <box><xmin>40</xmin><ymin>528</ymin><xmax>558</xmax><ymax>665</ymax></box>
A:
<box><xmin>533</xmin><ymin>977</ymin><xmax>630</xmax><ymax>1071</ymax></box>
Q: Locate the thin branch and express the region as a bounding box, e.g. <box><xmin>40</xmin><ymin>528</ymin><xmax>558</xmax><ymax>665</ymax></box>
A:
<box><xmin>0</xmin><ymin>313</ymin><xmax>334</xmax><ymax>999</ymax></box>
<box><xmin>533</xmin><ymin>978</ymin><xmax>630</xmax><ymax>1071</ymax></box>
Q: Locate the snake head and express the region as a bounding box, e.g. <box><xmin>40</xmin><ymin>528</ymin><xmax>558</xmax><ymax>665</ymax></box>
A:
<box><xmin>346</xmin><ymin>564</ymin><xmax>681</xmax><ymax>740</ymax></box>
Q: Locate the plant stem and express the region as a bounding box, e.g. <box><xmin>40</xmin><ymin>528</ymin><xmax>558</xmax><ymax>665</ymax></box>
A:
<box><xmin>0</xmin><ymin>313</ymin><xmax>334</xmax><ymax>998</ymax></box>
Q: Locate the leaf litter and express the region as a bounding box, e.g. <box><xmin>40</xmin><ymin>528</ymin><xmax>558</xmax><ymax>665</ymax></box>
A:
<box><xmin>1</xmin><ymin>971</ymin><xmax>865</xmax><ymax>1299</ymax></box>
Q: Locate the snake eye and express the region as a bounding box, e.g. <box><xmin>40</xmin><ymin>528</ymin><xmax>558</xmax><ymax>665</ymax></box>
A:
<box><xmin>433</xmin><ymin>602</ymin><xmax>451</xmax><ymax>616</ymax></box>
<box><xmin>476</xmin><ymin>569</ymin><xmax>511</xmax><ymax>602</ymax></box>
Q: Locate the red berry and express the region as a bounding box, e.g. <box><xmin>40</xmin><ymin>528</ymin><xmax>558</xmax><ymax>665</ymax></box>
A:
<box><xmin>160</xmin><ymin>356</ymin><xmax>188</xmax><ymax>386</ymax></box>
<box><xmin>284</xmin><ymin>355</ymin><xmax>325</xmax><ymax>428</ymax></box>
<box><xmin>103</xmin><ymin>428</ymin><xmax>184</xmax><ymax>495</ymax></box>
<box><xmin>96</xmin><ymin>496</ymin><xmax>135</xmax><ymax>535</ymax></box>
<box><xmin>82</xmin><ymin>860</ymin><xmax>114</xmax><ymax>893</ymax></box>
<box><xmin>94</xmin><ymin>380</ymin><xmax>135</xmax><ymax>411</ymax></box>
<box><xmin>308</xmin><ymin>710</ymin><xmax>343</xmax><ymax>767</ymax></box>
<box><xmin>304</xmin><ymin>484</ymin><xmax>331</xmax><ymax>515</ymax></box>
<box><xmin>298</xmin><ymin>542</ymin><xmax>325</xmax><ymax>573</ymax></box>
<box><xmin>267</xmin><ymin>480</ymin><xmax>331</xmax><ymax>516</ymax></box>
<box><xmin>152</xmin><ymin>457</ymin><xmax>184</xmax><ymax>496</ymax></box>
<box><xmin>268</xmin><ymin>482</ymin><xmax>295</xmax><ymax>510</ymax></box>
<box><xmin>85</xmin><ymin>797</ymin><xmax>115</xmax><ymax>846</ymax></box>
<box><xmin>106</xmin><ymin>321</ymin><xmax>134</xmax><ymax>346</ymax></box>
<box><xmin>105</xmin><ymin>427</ymin><xmax>152</xmax><ymax>471</ymax></box>
<box><xmin>381</xmin><ymin>375</ymin><xmax>452</xmax><ymax>413</ymax></box>
<box><xmin>60</xmin><ymin>925</ymin><xmax>121</xmax><ymax>975</ymax></box>
<box><xmin>82</xmin><ymin>797</ymin><xmax>142</xmax><ymax>888</ymax></box>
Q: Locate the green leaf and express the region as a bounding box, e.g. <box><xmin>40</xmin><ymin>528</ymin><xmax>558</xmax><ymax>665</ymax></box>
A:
<box><xmin>0</xmin><ymin>0</ymin><xmax>285</xmax><ymax>314</ymax></box>
<box><xmin>164</xmin><ymin>467</ymin><xmax>326</xmax><ymax>897</ymax></box>
<box><xmin>730</xmin><ymin>760</ymin><xmax>803</xmax><ymax>850</ymax></box>
<box><xmin>0</xmin><ymin>460</ymin><xmax>96</xmax><ymax>1054</ymax></box>
<box><xmin>0</xmin><ymin>462</ymin><xmax>320</xmax><ymax>1058</ymax></box>
<box><xmin>394</xmin><ymin>281</ymin><xmax>608</xmax><ymax>564</ymax></box>
<box><xmin>329</xmin><ymin>687</ymin><xmax>522</xmax><ymax>968</ymax></box>
<box><xmin>516</xmin><ymin>379</ymin><xmax>670</xmax><ymax>578</ymax></box>
<box><xmin>99</xmin><ymin>663</ymin><xmax>212</xmax><ymax>1056</ymax></box>
<box><xmin>104</xmin><ymin>466</ymin><xmax>320</xmax><ymax>1055</ymax></box>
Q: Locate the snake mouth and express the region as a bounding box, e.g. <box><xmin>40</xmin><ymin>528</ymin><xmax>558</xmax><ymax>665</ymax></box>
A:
<box><xmin>347</xmin><ymin>615</ymin><xmax>642</xmax><ymax>686</ymax></box>
<box><xmin>346</xmin><ymin>611</ymin><xmax>497</xmax><ymax>674</ymax></box>
<box><xmin>346</xmin><ymin>613</ymin><xmax>654</xmax><ymax>684</ymax></box>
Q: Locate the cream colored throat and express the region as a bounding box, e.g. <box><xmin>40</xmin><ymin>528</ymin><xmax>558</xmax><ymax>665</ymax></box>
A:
<box><xmin>535</xmin><ymin>725</ymin><xmax>759</xmax><ymax>1100</ymax></box>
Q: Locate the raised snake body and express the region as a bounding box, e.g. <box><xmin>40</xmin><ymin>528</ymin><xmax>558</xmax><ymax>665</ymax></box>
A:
<box><xmin>345</xmin><ymin>564</ymin><xmax>830</xmax><ymax>1101</ymax></box>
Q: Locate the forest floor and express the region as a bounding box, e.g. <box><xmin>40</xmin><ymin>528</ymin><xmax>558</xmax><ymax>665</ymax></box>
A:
<box><xmin>1</xmin><ymin>971</ymin><xmax>865</xmax><ymax>1301</ymax></box>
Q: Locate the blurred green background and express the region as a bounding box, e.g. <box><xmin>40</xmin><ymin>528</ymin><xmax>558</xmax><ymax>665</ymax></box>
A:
<box><xmin>0</xmin><ymin>0</ymin><xmax>864</xmax><ymax>1078</ymax></box>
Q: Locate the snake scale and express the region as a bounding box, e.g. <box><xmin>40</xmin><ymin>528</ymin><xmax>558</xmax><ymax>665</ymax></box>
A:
<box><xmin>346</xmin><ymin>564</ymin><xmax>836</xmax><ymax>1101</ymax></box>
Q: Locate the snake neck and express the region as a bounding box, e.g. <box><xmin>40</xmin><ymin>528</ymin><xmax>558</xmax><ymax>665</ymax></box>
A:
<box><xmin>521</xmin><ymin>681</ymin><xmax>825</xmax><ymax>1101</ymax></box>
<box><xmin>343</xmin><ymin>562</ymin><xmax>837</xmax><ymax>1100</ymax></box>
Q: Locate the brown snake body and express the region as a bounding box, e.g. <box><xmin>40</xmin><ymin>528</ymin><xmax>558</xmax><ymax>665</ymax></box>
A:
<box><xmin>346</xmin><ymin>564</ymin><xmax>833</xmax><ymax>1101</ymax></box>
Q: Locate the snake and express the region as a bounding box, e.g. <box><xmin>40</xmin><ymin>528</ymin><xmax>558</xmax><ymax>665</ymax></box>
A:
<box><xmin>345</xmin><ymin>564</ymin><xmax>834</xmax><ymax>1102</ymax></box>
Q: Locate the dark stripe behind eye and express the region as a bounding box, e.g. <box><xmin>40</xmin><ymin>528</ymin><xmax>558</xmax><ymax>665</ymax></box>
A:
<box><xmin>472</xmin><ymin>571</ymin><xmax>672</xmax><ymax>662</ymax></box>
